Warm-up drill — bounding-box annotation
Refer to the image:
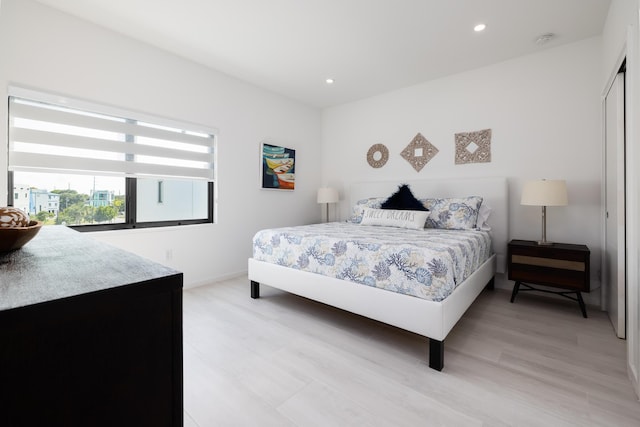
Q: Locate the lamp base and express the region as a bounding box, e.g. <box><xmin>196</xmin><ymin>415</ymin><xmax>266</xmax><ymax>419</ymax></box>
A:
<box><xmin>537</xmin><ymin>206</ymin><xmax>555</xmax><ymax>246</ymax></box>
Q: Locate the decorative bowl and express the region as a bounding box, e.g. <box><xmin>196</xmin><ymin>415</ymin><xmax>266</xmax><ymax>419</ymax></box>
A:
<box><xmin>0</xmin><ymin>206</ymin><xmax>31</xmax><ymax>227</ymax></box>
<box><xmin>0</xmin><ymin>220</ymin><xmax>43</xmax><ymax>253</ymax></box>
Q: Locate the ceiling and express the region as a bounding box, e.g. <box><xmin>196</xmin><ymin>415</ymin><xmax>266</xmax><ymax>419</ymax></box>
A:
<box><xmin>34</xmin><ymin>0</ymin><xmax>611</xmax><ymax>108</ymax></box>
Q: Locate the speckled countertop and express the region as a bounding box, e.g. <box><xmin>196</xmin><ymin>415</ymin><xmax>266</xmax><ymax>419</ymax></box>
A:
<box><xmin>0</xmin><ymin>225</ymin><xmax>182</xmax><ymax>311</ymax></box>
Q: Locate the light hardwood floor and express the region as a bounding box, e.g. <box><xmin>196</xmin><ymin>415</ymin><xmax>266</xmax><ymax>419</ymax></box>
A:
<box><xmin>182</xmin><ymin>276</ymin><xmax>640</xmax><ymax>426</ymax></box>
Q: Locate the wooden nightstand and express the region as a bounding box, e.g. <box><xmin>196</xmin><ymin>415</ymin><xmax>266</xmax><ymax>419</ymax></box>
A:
<box><xmin>508</xmin><ymin>239</ymin><xmax>590</xmax><ymax>317</ymax></box>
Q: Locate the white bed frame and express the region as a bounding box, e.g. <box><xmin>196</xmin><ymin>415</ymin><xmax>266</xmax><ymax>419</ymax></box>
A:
<box><xmin>248</xmin><ymin>177</ymin><xmax>508</xmax><ymax>370</ymax></box>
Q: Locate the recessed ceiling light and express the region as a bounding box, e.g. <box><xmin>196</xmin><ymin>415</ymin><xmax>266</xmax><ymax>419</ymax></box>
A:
<box><xmin>325</xmin><ymin>78</ymin><xmax>335</xmax><ymax>85</ymax></box>
<box><xmin>474</xmin><ymin>23</ymin><xmax>486</xmax><ymax>32</ymax></box>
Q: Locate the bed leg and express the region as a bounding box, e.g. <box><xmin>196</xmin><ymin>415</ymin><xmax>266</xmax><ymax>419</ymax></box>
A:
<box><xmin>250</xmin><ymin>281</ymin><xmax>260</xmax><ymax>299</ymax></box>
<box><xmin>486</xmin><ymin>277</ymin><xmax>495</xmax><ymax>290</ymax></box>
<box><xmin>429</xmin><ymin>339</ymin><xmax>444</xmax><ymax>371</ymax></box>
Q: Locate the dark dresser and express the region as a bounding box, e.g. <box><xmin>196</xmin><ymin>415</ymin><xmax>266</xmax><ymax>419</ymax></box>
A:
<box><xmin>0</xmin><ymin>226</ymin><xmax>183</xmax><ymax>427</ymax></box>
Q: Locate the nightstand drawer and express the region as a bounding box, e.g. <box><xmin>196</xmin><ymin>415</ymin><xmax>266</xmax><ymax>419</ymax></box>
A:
<box><xmin>508</xmin><ymin>240</ymin><xmax>590</xmax><ymax>292</ymax></box>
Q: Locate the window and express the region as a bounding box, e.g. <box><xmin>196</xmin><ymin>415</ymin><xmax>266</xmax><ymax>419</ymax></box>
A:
<box><xmin>7</xmin><ymin>88</ymin><xmax>216</xmax><ymax>230</ymax></box>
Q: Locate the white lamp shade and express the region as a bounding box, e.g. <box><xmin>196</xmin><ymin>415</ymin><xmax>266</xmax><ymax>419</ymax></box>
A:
<box><xmin>521</xmin><ymin>180</ymin><xmax>568</xmax><ymax>206</ymax></box>
<box><xmin>317</xmin><ymin>187</ymin><xmax>339</xmax><ymax>204</ymax></box>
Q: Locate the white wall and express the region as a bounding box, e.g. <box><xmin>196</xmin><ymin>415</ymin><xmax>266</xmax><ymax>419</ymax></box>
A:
<box><xmin>0</xmin><ymin>0</ymin><xmax>322</xmax><ymax>287</ymax></box>
<box><xmin>602</xmin><ymin>0</ymin><xmax>637</xmax><ymax>85</ymax></box>
<box><xmin>321</xmin><ymin>38</ymin><xmax>603</xmax><ymax>300</ymax></box>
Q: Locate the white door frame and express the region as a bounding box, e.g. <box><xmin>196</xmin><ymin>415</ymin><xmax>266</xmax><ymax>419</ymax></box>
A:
<box><xmin>603</xmin><ymin>70</ymin><xmax>626</xmax><ymax>338</ymax></box>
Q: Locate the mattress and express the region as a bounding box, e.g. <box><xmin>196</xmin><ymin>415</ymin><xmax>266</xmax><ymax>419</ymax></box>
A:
<box><xmin>252</xmin><ymin>222</ymin><xmax>492</xmax><ymax>302</ymax></box>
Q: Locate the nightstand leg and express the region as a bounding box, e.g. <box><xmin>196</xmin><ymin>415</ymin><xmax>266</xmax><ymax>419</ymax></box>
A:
<box><xmin>510</xmin><ymin>281</ymin><xmax>521</xmax><ymax>303</ymax></box>
<box><xmin>576</xmin><ymin>292</ymin><xmax>588</xmax><ymax>318</ymax></box>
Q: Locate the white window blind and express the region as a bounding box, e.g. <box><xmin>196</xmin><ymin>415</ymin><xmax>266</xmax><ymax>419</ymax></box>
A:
<box><xmin>8</xmin><ymin>95</ymin><xmax>215</xmax><ymax>181</ymax></box>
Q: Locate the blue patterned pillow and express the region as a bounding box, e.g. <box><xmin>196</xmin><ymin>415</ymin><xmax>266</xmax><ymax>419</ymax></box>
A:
<box><xmin>423</xmin><ymin>196</ymin><xmax>483</xmax><ymax>230</ymax></box>
<box><xmin>346</xmin><ymin>197</ymin><xmax>386</xmax><ymax>223</ymax></box>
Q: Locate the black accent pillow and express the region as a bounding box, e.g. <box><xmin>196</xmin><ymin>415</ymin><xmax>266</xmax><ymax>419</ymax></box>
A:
<box><xmin>381</xmin><ymin>184</ymin><xmax>428</xmax><ymax>211</ymax></box>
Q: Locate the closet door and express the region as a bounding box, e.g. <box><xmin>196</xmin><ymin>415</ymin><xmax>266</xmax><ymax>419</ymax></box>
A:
<box><xmin>604</xmin><ymin>71</ymin><xmax>626</xmax><ymax>338</ymax></box>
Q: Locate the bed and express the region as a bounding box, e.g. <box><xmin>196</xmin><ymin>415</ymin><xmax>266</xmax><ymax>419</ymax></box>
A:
<box><xmin>248</xmin><ymin>177</ymin><xmax>508</xmax><ymax>371</ymax></box>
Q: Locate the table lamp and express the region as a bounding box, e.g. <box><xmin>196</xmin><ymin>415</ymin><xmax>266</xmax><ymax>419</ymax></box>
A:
<box><xmin>317</xmin><ymin>187</ymin><xmax>339</xmax><ymax>222</ymax></box>
<box><xmin>521</xmin><ymin>179</ymin><xmax>568</xmax><ymax>245</ymax></box>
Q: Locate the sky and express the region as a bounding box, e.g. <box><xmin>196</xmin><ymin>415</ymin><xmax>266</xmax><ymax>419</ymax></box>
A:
<box><xmin>14</xmin><ymin>171</ymin><xmax>125</xmax><ymax>196</ymax></box>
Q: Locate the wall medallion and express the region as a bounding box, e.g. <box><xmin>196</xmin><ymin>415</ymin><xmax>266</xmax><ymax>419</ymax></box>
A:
<box><xmin>366</xmin><ymin>143</ymin><xmax>389</xmax><ymax>168</ymax></box>
<box><xmin>401</xmin><ymin>133</ymin><xmax>438</xmax><ymax>172</ymax></box>
<box><xmin>455</xmin><ymin>128</ymin><xmax>492</xmax><ymax>164</ymax></box>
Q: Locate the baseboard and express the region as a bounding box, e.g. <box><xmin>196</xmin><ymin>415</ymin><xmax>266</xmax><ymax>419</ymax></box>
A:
<box><xmin>183</xmin><ymin>270</ymin><xmax>248</xmax><ymax>289</ymax></box>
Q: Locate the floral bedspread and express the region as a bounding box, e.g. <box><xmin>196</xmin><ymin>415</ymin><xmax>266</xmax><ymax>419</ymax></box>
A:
<box><xmin>252</xmin><ymin>222</ymin><xmax>492</xmax><ymax>302</ymax></box>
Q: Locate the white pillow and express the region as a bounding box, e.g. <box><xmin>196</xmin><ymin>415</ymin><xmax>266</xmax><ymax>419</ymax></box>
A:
<box><xmin>477</xmin><ymin>202</ymin><xmax>492</xmax><ymax>231</ymax></box>
<box><xmin>360</xmin><ymin>207</ymin><xmax>430</xmax><ymax>230</ymax></box>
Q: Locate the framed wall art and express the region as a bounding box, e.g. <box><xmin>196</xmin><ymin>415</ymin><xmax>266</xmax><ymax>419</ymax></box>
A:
<box><xmin>261</xmin><ymin>142</ymin><xmax>295</xmax><ymax>190</ymax></box>
<box><xmin>455</xmin><ymin>128</ymin><xmax>492</xmax><ymax>164</ymax></box>
<box><xmin>401</xmin><ymin>132</ymin><xmax>439</xmax><ymax>172</ymax></box>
